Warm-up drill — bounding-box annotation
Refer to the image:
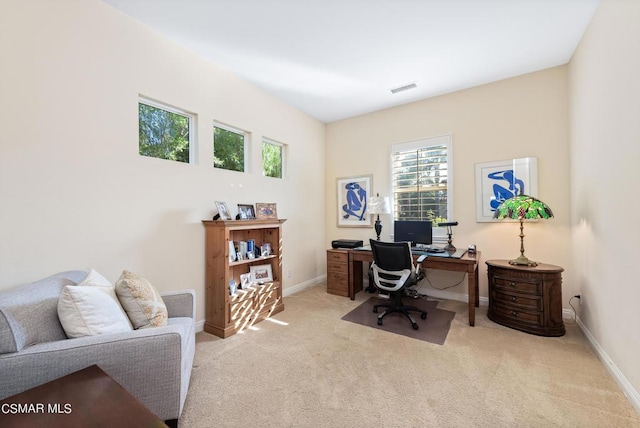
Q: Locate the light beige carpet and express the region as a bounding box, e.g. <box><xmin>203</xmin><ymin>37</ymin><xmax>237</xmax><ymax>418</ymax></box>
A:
<box><xmin>179</xmin><ymin>284</ymin><xmax>640</xmax><ymax>428</ymax></box>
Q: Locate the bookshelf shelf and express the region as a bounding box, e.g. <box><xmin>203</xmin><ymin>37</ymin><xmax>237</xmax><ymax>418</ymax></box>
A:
<box><xmin>229</xmin><ymin>254</ymin><xmax>277</xmax><ymax>268</ymax></box>
<box><xmin>202</xmin><ymin>219</ymin><xmax>286</xmax><ymax>338</ymax></box>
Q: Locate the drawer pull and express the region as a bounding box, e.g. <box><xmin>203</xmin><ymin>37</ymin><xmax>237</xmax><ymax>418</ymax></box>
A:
<box><xmin>510</xmin><ymin>281</ymin><xmax>517</xmax><ymax>287</ymax></box>
<box><xmin>510</xmin><ymin>296</ymin><xmax>518</xmax><ymax>302</ymax></box>
<box><xmin>511</xmin><ymin>311</ymin><xmax>519</xmax><ymax>317</ymax></box>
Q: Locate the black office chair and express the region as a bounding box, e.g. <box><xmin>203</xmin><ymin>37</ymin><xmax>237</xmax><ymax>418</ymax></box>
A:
<box><xmin>369</xmin><ymin>239</ymin><xmax>428</xmax><ymax>330</ymax></box>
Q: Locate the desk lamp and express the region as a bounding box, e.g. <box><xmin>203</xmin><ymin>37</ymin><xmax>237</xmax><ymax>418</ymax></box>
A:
<box><xmin>493</xmin><ymin>194</ymin><xmax>554</xmax><ymax>267</ymax></box>
<box><xmin>438</xmin><ymin>222</ymin><xmax>458</xmax><ymax>252</ymax></box>
<box><xmin>367</xmin><ymin>194</ymin><xmax>390</xmax><ymax>240</ymax></box>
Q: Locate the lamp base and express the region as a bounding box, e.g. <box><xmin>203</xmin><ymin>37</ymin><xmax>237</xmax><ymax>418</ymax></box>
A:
<box><xmin>509</xmin><ymin>255</ymin><xmax>538</xmax><ymax>267</ymax></box>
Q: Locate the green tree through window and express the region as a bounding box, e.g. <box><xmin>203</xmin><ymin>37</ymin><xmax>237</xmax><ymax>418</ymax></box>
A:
<box><xmin>214</xmin><ymin>126</ymin><xmax>245</xmax><ymax>172</ymax></box>
<box><xmin>262</xmin><ymin>140</ymin><xmax>283</xmax><ymax>178</ymax></box>
<box><xmin>138</xmin><ymin>102</ymin><xmax>191</xmax><ymax>163</ymax></box>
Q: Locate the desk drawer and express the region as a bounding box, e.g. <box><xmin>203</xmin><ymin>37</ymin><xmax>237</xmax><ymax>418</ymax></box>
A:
<box><xmin>327</xmin><ymin>261</ymin><xmax>347</xmax><ymax>272</ymax></box>
<box><xmin>327</xmin><ymin>271</ymin><xmax>348</xmax><ymax>296</ymax></box>
<box><xmin>327</xmin><ymin>250</ymin><xmax>348</xmax><ymax>263</ymax></box>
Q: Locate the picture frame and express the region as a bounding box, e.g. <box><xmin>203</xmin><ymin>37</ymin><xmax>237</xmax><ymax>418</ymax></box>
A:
<box><xmin>337</xmin><ymin>174</ymin><xmax>373</xmax><ymax>227</ymax></box>
<box><xmin>239</xmin><ymin>273</ymin><xmax>252</xmax><ymax>289</ymax></box>
<box><xmin>256</xmin><ymin>203</ymin><xmax>278</xmax><ymax>220</ymax></box>
<box><xmin>474</xmin><ymin>157</ymin><xmax>538</xmax><ymax>222</ymax></box>
<box><xmin>214</xmin><ymin>201</ymin><xmax>232</xmax><ymax>220</ymax></box>
<box><xmin>237</xmin><ymin>204</ymin><xmax>256</xmax><ymax>220</ymax></box>
<box><xmin>260</xmin><ymin>243</ymin><xmax>271</xmax><ymax>257</ymax></box>
<box><xmin>250</xmin><ymin>264</ymin><xmax>273</xmax><ymax>284</ymax></box>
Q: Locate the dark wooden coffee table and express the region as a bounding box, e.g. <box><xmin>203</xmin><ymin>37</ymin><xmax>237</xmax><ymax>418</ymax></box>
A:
<box><xmin>0</xmin><ymin>365</ymin><xmax>167</xmax><ymax>428</ymax></box>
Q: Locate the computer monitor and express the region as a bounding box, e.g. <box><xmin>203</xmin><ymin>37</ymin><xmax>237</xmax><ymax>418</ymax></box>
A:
<box><xmin>394</xmin><ymin>220</ymin><xmax>432</xmax><ymax>247</ymax></box>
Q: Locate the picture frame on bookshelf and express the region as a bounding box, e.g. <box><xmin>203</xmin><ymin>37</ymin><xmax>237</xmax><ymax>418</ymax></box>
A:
<box><xmin>250</xmin><ymin>264</ymin><xmax>273</xmax><ymax>284</ymax></box>
<box><xmin>214</xmin><ymin>201</ymin><xmax>232</xmax><ymax>220</ymax></box>
<box><xmin>237</xmin><ymin>204</ymin><xmax>256</xmax><ymax>220</ymax></box>
<box><xmin>228</xmin><ymin>241</ymin><xmax>237</xmax><ymax>262</ymax></box>
<box><xmin>256</xmin><ymin>203</ymin><xmax>278</xmax><ymax>220</ymax></box>
<box><xmin>260</xmin><ymin>243</ymin><xmax>271</xmax><ymax>257</ymax></box>
<box><xmin>229</xmin><ymin>279</ymin><xmax>237</xmax><ymax>295</ymax></box>
<box><xmin>240</xmin><ymin>273</ymin><xmax>252</xmax><ymax>289</ymax></box>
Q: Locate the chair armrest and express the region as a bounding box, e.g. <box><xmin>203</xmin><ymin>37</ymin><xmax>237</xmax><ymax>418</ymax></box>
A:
<box><xmin>161</xmin><ymin>289</ymin><xmax>195</xmax><ymax>319</ymax></box>
<box><xmin>416</xmin><ymin>254</ymin><xmax>428</xmax><ymax>263</ymax></box>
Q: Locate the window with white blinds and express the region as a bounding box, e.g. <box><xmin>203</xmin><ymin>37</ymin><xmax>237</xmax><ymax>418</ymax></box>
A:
<box><xmin>391</xmin><ymin>135</ymin><xmax>452</xmax><ymax>226</ymax></box>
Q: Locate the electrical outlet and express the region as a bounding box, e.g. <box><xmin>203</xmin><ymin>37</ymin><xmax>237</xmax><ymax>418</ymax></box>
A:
<box><xmin>574</xmin><ymin>294</ymin><xmax>583</xmax><ymax>306</ymax></box>
<box><xmin>579</xmin><ymin>294</ymin><xmax>583</xmax><ymax>306</ymax></box>
<box><xmin>287</xmin><ymin>269</ymin><xmax>292</xmax><ymax>279</ymax></box>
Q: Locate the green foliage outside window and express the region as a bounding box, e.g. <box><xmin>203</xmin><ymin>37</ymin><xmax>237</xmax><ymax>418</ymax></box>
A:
<box><xmin>138</xmin><ymin>103</ymin><xmax>190</xmax><ymax>163</ymax></box>
<box><xmin>214</xmin><ymin>126</ymin><xmax>245</xmax><ymax>172</ymax></box>
<box><xmin>262</xmin><ymin>141</ymin><xmax>283</xmax><ymax>178</ymax></box>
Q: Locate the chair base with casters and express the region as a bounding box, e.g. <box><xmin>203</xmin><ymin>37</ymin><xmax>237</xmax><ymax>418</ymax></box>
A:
<box><xmin>373</xmin><ymin>281</ymin><xmax>427</xmax><ymax>330</ymax></box>
<box><xmin>369</xmin><ymin>239</ymin><xmax>429</xmax><ymax>330</ymax></box>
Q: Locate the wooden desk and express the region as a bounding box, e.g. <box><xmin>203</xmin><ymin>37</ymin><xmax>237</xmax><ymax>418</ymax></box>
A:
<box><xmin>0</xmin><ymin>365</ymin><xmax>167</xmax><ymax>428</ymax></box>
<box><xmin>348</xmin><ymin>249</ymin><xmax>481</xmax><ymax>326</ymax></box>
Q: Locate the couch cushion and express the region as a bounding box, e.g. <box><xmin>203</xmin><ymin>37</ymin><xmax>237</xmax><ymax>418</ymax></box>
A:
<box><xmin>115</xmin><ymin>270</ymin><xmax>168</xmax><ymax>329</ymax></box>
<box><xmin>0</xmin><ymin>271</ymin><xmax>87</xmax><ymax>354</ymax></box>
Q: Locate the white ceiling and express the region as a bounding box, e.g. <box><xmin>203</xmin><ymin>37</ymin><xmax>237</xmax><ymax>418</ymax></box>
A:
<box><xmin>102</xmin><ymin>0</ymin><xmax>599</xmax><ymax>123</ymax></box>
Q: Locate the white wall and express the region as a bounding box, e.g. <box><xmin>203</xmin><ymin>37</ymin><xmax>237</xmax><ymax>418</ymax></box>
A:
<box><xmin>569</xmin><ymin>0</ymin><xmax>640</xmax><ymax>404</ymax></box>
<box><xmin>326</xmin><ymin>67</ymin><xmax>572</xmax><ymax>304</ymax></box>
<box><xmin>0</xmin><ymin>0</ymin><xmax>327</xmax><ymax>322</ymax></box>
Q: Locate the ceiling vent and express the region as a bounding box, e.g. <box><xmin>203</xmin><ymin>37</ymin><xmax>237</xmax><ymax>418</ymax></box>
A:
<box><xmin>390</xmin><ymin>82</ymin><xmax>417</xmax><ymax>94</ymax></box>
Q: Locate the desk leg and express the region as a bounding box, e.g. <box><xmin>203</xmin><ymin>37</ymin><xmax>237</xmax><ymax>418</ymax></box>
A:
<box><xmin>350</xmin><ymin>259</ymin><xmax>363</xmax><ymax>300</ymax></box>
<box><xmin>468</xmin><ymin>266</ymin><xmax>478</xmax><ymax>326</ymax></box>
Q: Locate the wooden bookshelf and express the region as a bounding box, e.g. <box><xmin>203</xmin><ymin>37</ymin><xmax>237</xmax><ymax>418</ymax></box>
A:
<box><xmin>202</xmin><ymin>219</ymin><xmax>286</xmax><ymax>338</ymax></box>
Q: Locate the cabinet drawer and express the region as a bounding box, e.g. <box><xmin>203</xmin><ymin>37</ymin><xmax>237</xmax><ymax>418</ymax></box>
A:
<box><xmin>493</xmin><ymin>290</ymin><xmax>542</xmax><ymax>311</ymax></box>
<box><xmin>327</xmin><ymin>251</ymin><xmax>348</xmax><ymax>263</ymax></box>
<box><xmin>327</xmin><ymin>271</ymin><xmax>348</xmax><ymax>296</ymax></box>
<box><xmin>494</xmin><ymin>276</ymin><xmax>542</xmax><ymax>295</ymax></box>
<box><xmin>327</xmin><ymin>261</ymin><xmax>347</xmax><ymax>273</ymax></box>
<box><xmin>493</xmin><ymin>303</ymin><xmax>542</xmax><ymax>325</ymax></box>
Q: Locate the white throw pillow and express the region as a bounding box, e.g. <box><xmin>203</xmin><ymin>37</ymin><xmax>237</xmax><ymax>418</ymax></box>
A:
<box><xmin>58</xmin><ymin>285</ymin><xmax>133</xmax><ymax>338</ymax></box>
<box><xmin>77</xmin><ymin>268</ymin><xmax>112</xmax><ymax>287</ymax></box>
<box><xmin>115</xmin><ymin>270</ymin><xmax>168</xmax><ymax>329</ymax></box>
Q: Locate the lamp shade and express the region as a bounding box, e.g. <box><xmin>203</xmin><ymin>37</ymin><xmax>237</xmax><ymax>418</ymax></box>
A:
<box><xmin>493</xmin><ymin>194</ymin><xmax>553</xmax><ymax>266</ymax></box>
<box><xmin>368</xmin><ymin>196</ymin><xmax>390</xmax><ymax>215</ymax></box>
<box><xmin>493</xmin><ymin>195</ymin><xmax>554</xmax><ymax>220</ymax></box>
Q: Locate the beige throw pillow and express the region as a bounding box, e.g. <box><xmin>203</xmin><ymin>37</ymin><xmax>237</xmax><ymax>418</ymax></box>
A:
<box><xmin>115</xmin><ymin>270</ymin><xmax>168</xmax><ymax>329</ymax></box>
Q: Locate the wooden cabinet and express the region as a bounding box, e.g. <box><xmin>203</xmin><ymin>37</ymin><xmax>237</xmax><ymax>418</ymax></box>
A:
<box><xmin>326</xmin><ymin>249</ymin><xmax>349</xmax><ymax>297</ymax></box>
<box><xmin>486</xmin><ymin>260</ymin><xmax>565</xmax><ymax>337</ymax></box>
<box><xmin>202</xmin><ymin>219</ymin><xmax>286</xmax><ymax>338</ymax></box>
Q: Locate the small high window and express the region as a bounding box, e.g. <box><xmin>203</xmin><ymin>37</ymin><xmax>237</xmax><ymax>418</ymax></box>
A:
<box><xmin>138</xmin><ymin>97</ymin><xmax>194</xmax><ymax>163</ymax></box>
<box><xmin>262</xmin><ymin>138</ymin><xmax>285</xmax><ymax>179</ymax></box>
<box><xmin>214</xmin><ymin>123</ymin><xmax>247</xmax><ymax>172</ymax></box>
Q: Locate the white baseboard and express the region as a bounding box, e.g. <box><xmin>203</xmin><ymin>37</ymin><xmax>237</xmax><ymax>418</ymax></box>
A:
<box><xmin>574</xmin><ymin>315</ymin><xmax>640</xmax><ymax>415</ymax></box>
<box><xmin>283</xmin><ymin>275</ymin><xmax>326</xmax><ymax>297</ymax></box>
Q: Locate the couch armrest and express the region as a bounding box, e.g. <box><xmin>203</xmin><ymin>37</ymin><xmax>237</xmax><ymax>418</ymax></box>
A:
<box><xmin>161</xmin><ymin>289</ymin><xmax>195</xmax><ymax>319</ymax></box>
<box><xmin>0</xmin><ymin>326</ymin><xmax>185</xmax><ymax>421</ymax></box>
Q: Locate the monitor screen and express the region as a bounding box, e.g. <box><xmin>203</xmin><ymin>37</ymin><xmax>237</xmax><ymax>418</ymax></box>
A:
<box><xmin>394</xmin><ymin>220</ymin><xmax>432</xmax><ymax>246</ymax></box>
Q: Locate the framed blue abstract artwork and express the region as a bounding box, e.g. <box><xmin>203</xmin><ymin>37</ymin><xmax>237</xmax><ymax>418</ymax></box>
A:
<box><xmin>475</xmin><ymin>157</ymin><xmax>538</xmax><ymax>222</ymax></box>
<box><xmin>337</xmin><ymin>174</ymin><xmax>372</xmax><ymax>227</ymax></box>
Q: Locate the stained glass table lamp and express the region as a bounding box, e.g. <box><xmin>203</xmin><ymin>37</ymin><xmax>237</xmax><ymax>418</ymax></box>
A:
<box><xmin>493</xmin><ymin>194</ymin><xmax>554</xmax><ymax>267</ymax></box>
